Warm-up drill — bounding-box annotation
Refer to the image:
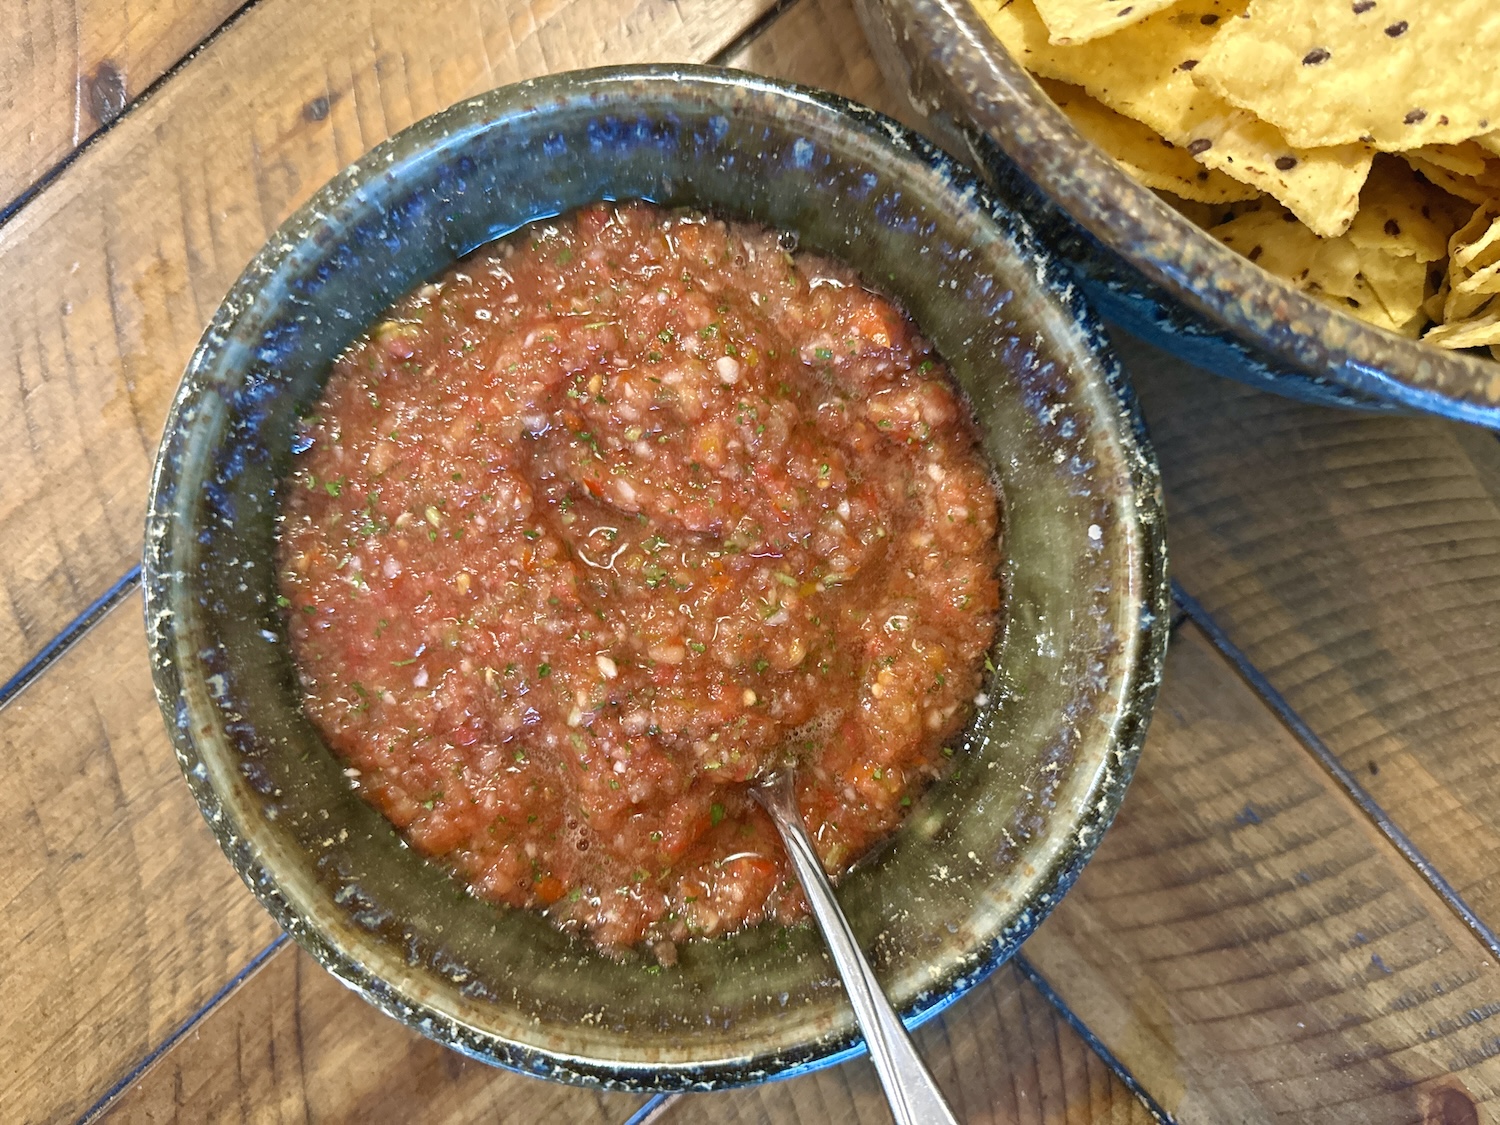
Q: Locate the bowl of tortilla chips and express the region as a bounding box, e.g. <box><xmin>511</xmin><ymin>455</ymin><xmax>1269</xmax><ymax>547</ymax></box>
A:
<box><xmin>856</xmin><ymin>0</ymin><xmax>1500</xmax><ymax>421</ymax></box>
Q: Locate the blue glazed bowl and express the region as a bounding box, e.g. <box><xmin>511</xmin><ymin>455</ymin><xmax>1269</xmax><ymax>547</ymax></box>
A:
<box><xmin>144</xmin><ymin>65</ymin><xmax>1167</xmax><ymax>1088</ymax></box>
<box><xmin>856</xmin><ymin>0</ymin><xmax>1500</xmax><ymax>424</ymax></box>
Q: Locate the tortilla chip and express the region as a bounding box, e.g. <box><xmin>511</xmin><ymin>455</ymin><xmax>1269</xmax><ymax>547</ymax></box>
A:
<box><xmin>1346</xmin><ymin>157</ymin><xmax>1468</xmax><ymax>262</ymax></box>
<box><xmin>1424</xmin><ymin>274</ymin><xmax>1451</xmax><ymax>323</ymax></box>
<box><xmin>1443</xmin><ymin>209</ymin><xmax>1500</xmax><ymax>322</ymax></box>
<box><xmin>1210</xmin><ymin>206</ymin><xmax>1429</xmax><ymax>332</ymax></box>
<box><xmin>1425</xmin><ymin>299</ymin><xmax>1500</xmax><ymax>349</ymax></box>
<box><xmin>1410</xmin><ymin>143</ymin><xmax>1493</xmax><ymax>179</ymax></box>
<box><xmin>1453</xmin><ymin>260</ymin><xmax>1500</xmax><ymax>301</ymax></box>
<box><xmin>1195</xmin><ymin>0</ymin><xmax>1500</xmax><ymax>151</ymax></box>
<box><xmin>1039</xmin><ymin>78</ymin><xmax>1258</xmax><ymax>202</ymax></box>
<box><xmin>1359</xmin><ymin>246</ymin><xmax>1429</xmax><ymax>327</ymax></box>
<box><xmin>1183</xmin><ymin>105</ymin><xmax>1372</xmax><ymax>238</ymax></box>
<box><xmin>1450</xmin><ymin>202</ymin><xmax>1500</xmax><ymax>272</ymax></box>
<box><xmin>972</xmin><ymin>0</ymin><xmax>1244</xmax><ymax>139</ymax></box>
<box><xmin>976</xmin><ymin>0</ymin><xmax>1372</xmax><ymax>236</ymax></box>
<box><xmin>1405</xmin><ymin>158</ymin><xmax>1496</xmax><ymax>205</ymax></box>
<box><xmin>1479</xmin><ymin>133</ymin><xmax>1500</xmax><ymax>159</ymax></box>
<box><xmin>1032</xmin><ymin>0</ymin><xmax>1187</xmax><ymax>44</ymax></box>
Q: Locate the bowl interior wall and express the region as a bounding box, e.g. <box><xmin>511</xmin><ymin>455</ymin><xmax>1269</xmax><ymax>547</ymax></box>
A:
<box><xmin>147</xmin><ymin>68</ymin><xmax>1163</xmax><ymax>1082</ymax></box>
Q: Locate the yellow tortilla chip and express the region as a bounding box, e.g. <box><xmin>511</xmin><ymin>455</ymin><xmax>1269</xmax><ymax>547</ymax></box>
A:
<box><xmin>1183</xmin><ymin>105</ymin><xmax>1372</xmax><ymax>238</ymax></box>
<box><xmin>1031</xmin><ymin>0</ymin><xmax>1187</xmax><ymax>44</ymax></box>
<box><xmin>1478</xmin><ymin>133</ymin><xmax>1500</xmax><ymax>159</ymax></box>
<box><xmin>1346</xmin><ymin>157</ymin><xmax>1468</xmax><ymax>262</ymax></box>
<box><xmin>1410</xmin><ymin>143</ymin><xmax>1493</xmax><ymax>179</ymax></box>
<box><xmin>1404</xmin><ymin>162</ymin><xmax>1489</xmax><ymax>205</ymax></box>
<box><xmin>1450</xmin><ymin>201</ymin><xmax>1500</xmax><ymax>272</ymax></box>
<box><xmin>1359</xmin><ymin>246</ymin><xmax>1429</xmax><ymax>328</ymax></box>
<box><xmin>1423</xmin><ymin>274</ymin><xmax>1451</xmax><ymax>323</ymax></box>
<box><xmin>975</xmin><ymin>0</ymin><xmax>1373</xmax><ymax>236</ymax></box>
<box><xmin>972</xmin><ymin>0</ymin><xmax>1244</xmax><ymax>139</ymax></box>
<box><xmin>1425</xmin><ymin>299</ymin><xmax>1500</xmax><ymax>349</ymax></box>
<box><xmin>1195</xmin><ymin>0</ymin><xmax>1500</xmax><ymax>151</ymax></box>
<box><xmin>1039</xmin><ymin>79</ymin><xmax>1257</xmax><ymax>202</ymax></box>
<box><xmin>1210</xmin><ymin>206</ymin><xmax>1428</xmax><ymax>333</ymax></box>
<box><xmin>1443</xmin><ymin>206</ymin><xmax>1500</xmax><ymax>323</ymax></box>
<box><xmin>1446</xmin><ymin>284</ymin><xmax>1493</xmax><ymax>324</ymax></box>
<box><xmin>1452</xmin><ymin>260</ymin><xmax>1500</xmax><ymax>301</ymax></box>
<box><xmin>1403</xmin><ymin>155</ymin><xmax>1500</xmax><ymax>206</ymax></box>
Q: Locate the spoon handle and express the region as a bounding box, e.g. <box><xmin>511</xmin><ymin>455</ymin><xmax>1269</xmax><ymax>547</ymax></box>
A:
<box><xmin>757</xmin><ymin>775</ymin><xmax>961</xmax><ymax>1125</ymax></box>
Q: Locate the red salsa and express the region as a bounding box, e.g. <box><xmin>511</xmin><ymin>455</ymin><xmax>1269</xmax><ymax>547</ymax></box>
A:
<box><xmin>279</xmin><ymin>202</ymin><xmax>1001</xmax><ymax>954</ymax></box>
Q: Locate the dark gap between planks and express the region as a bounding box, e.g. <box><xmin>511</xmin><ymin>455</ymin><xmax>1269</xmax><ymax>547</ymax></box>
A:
<box><xmin>0</xmin><ymin>0</ymin><xmax>266</xmax><ymax>230</ymax></box>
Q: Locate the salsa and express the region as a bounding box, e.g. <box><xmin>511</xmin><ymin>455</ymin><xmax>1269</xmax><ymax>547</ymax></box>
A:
<box><xmin>279</xmin><ymin>202</ymin><xmax>1001</xmax><ymax>955</ymax></box>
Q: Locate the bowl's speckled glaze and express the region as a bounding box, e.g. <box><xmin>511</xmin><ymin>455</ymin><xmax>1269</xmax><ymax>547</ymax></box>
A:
<box><xmin>854</xmin><ymin>0</ymin><xmax>1500</xmax><ymax>425</ymax></box>
<box><xmin>143</xmin><ymin>66</ymin><xmax>1169</xmax><ymax>1089</ymax></box>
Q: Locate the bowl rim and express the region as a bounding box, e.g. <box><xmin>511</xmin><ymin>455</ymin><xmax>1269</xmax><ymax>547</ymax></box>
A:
<box><xmin>142</xmin><ymin>62</ymin><xmax>1171</xmax><ymax>1089</ymax></box>
<box><xmin>859</xmin><ymin>0</ymin><xmax>1500</xmax><ymax>426</ymax></box>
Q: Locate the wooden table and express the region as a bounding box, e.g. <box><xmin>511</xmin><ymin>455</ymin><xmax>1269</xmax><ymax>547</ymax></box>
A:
<box><xmin>6</xmin><ymin>0</ymin><xmax>1500</xmax><ymax>1121</ymax></box>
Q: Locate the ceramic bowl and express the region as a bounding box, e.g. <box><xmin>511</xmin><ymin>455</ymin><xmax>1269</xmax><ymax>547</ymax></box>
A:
<box><xmin>143</xmin><ymin>64</ymin><xmax>1168</xmax><ymax>1089</ymax></box>
<box><xmin>855</xmin><ymin>0</ymin><xmax>1500</xmax><ymax>424</ymax></box>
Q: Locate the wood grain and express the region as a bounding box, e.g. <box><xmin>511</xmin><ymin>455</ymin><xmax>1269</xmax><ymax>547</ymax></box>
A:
<box><xmin>16</xmin><ymin>1</ymin><xmax>1500</xmax><ymax>1123</ymax></box>
<box><xmin>0</xmin><ymin>591</ymin><xmax>281</xmax><ymax>1125</ymax></box>
<box><xmin>0</xmin><ymin>0</ymin><xmax>777</xmax><ymax>691</ymax></box>
<box><xmin>649</xmin><ymin>963</ymin><xmax>1157</xmax><ymax>1125</ymax></box>
<box><xmin>1123</xmin><ymin>332</ymin><xmax>1500</xmax><ymax>935</ymax></box>
<box><xmin>1025</xmin><ymin>624</ymin><xmax>1500</xmax><ymax>1123</ymax></box>
<box><xmin>97</xmin><ymin>930</ymin><xmax>1153</xmax><ymax>1123</ymax></box>
<box><xmin>0</xmin><ymin>0</ymin><xmax>243</xmax><ymax>211</ymax></box>
<box><xmin>97</xmin><ymin>943</ymin><xmax>648</xmax><ymax>1125</ymax></box>
<box><xmin>726</xmin><ymin>0</ymin><xmax>923</xmax><ymax>131</ymax></box>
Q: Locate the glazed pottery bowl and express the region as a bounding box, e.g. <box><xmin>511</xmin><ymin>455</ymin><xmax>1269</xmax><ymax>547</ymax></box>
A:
<box><xmin>855</xmin><ymin>0</ymin><xmax>1500</xmax><ymax>424</ymax></box>
<box><xmin>144</xmin><ymin>65</ymin><xmax>1168</xmax><ymax>1089</ymax></box>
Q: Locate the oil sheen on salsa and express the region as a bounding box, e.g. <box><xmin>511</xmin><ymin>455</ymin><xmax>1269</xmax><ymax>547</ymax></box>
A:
<box><xmin>280</xmin><ymin>202</ymin><xmax>1001</xmax><ymax>954</ymax></box>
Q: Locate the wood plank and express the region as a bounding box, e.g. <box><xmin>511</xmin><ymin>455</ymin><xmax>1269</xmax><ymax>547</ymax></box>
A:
<box><xmin>1024</xmin><ymin>624</ymin><xmax>1500</xmax><ymax>1123</ymax></box>
<box><xmin>75</xmin><ymin>592</ymin><xmax>1500</xmax><ymax>1124</ymax></box>
<box><xmin>1122</xmin><ymin>332</ymin><xmax>1500</xmax><ymax>934</ymax></box>
<box><xmin>726</xmin><ymin>0</ymin><xmax>925</xmax><ymax>132</ymax></box>
<box><xmin>97</xmin><ymin>943</ymin><xmax>648</xmax><ymax>1124</ymax></box>
<box><xmin>100</xmin><ymin>941</ymin><xmax>1151</xmax><ymax>1124</ymax></box>
<box><xmin>0</xmin><ymin>0</ymin><xmax>777</xmax><ymax>690</ymax></box>
<box><xmin>649</xmin><ymin>963</ymin><xmax>1156</xmax><ymax>1124</ymax></box>
<box><xmin>0</xmin><ymin>0</ymin><xmax>243</xmax><ymax>211</ymax></box>
<box><xmin>0</xmin><ymin>590</ymin><xmax>281</xmax><ymax>1125</ymax></box>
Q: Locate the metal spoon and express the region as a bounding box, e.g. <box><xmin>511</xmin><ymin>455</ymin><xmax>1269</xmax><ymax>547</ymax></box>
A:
<box><xmin>752</xmin><ymin>770</ymin><xmax>961</xmax><ymax>1125</ymax></box>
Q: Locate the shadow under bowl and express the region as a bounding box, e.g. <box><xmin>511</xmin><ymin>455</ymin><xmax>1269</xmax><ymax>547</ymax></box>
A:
<box><xmin>855</xmin><ymin>0</ymin><xmax>1500</xmax><ymax>425</ymax></box>
<box><xmin>143</xmin><ymin>64</ymin><xmax>1169</xmax><ymax>1089</ymax></box>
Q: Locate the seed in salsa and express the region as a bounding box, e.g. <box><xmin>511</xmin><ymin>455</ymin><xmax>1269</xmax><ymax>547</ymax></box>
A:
<box><xmin>279</xmin><ymin>202</ymin><xmax>1002</xmax><ymax>954</ymax></box>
